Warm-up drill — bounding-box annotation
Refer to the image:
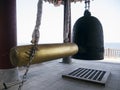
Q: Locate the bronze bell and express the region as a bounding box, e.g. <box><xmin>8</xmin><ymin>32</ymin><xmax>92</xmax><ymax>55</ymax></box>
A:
<box><xmin>72</xmin><ymin>10</ymin><xmax>104</xmax><ymax>60</ymax></box>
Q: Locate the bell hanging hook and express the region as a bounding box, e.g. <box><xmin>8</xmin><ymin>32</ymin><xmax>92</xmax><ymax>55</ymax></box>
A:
<box><xmin>84</xmin><ymin>0</ymin><xmax>91</xmax><ymax>11</ymax></box>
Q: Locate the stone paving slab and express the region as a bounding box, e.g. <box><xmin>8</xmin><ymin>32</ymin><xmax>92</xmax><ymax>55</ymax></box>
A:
<box><xmin>3</xmin><ymin>59</ymin><xmax>120</xmax><ymax>90</ymax></box>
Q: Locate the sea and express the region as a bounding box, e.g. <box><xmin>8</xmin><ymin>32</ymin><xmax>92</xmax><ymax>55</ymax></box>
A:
<box><xmin>104</xmin><ymin>42</ymin><xmax>120</xmax><ymax>49</ymax></box>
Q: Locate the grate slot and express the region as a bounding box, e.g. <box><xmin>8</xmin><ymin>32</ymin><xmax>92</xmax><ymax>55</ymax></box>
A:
<box><xmin>93</xmin><ymin>71</ymin><xmax>102</xmax><ymax>80</ymax></box>
<box><xmin>62</xmin><ymin>68</ymin><xmax>110</xmax><ymax>85</ymax></box>
<box><xmin>88</xmin><ymin>70</ymin><xmax>98</xmax><ymax>79</ymax></box>
<box><xmin>97</xmin><ymin>71</ymin><xmax>106</xmax><ymax>81</ymax></box>
<box><xmin>79</xmin><ymin>69</ymin><xmax>91</xmax><ymax>77</ymax></box>
<box><xmin>84</xmin><ymin>69</ymin><xmax>94</xmax><ymax>78</ymax></box>
<box><xmin>68</xmin><ymin>68</ymin><xmax>83</xmax><ymax>76</ymax></box>
<box><xmin>76</xmin><ymin>68</ymin><xmax>88</xmax><ymax>77</ymax></box>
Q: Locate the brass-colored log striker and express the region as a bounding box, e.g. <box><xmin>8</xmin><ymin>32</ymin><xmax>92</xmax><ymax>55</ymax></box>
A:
<box><xmin>10</xmin><ymin>43</ymin><xmax>78</xmax><ymax>67</ymax></box>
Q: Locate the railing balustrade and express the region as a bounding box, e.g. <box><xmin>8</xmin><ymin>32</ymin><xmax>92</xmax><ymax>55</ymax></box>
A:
<box><xmin>104</xmin><ymin>48</ymin><xmax>120</xmax><ymax>58</ymax></box>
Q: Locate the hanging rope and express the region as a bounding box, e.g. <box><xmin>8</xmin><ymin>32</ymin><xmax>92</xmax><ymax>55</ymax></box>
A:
<box><xmin>31</xmin><ymin>0</ymin><xmax>43</xmax><ymax>45</ymax></box>
<box><xmin>84</xmin><ymin>0</ymin><xmax>94</xmax><ymax>11</ymax></box>
<box><xmin>18</xmin><ymin>0</ymin><xmax>43</xmax><ymax>90</ymax></box>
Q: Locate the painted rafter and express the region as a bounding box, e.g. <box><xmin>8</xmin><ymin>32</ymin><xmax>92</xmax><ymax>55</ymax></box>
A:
<box><xmin>44</xmin><ymin>0</ymin><xmax>83</xmax><ymax>6</ymax></box>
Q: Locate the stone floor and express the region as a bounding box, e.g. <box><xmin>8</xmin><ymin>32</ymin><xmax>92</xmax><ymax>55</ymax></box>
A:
<box><xmin>3</xmin><ymin>58</ymin><xmax>120</xmax><ymax>90</ymax></box>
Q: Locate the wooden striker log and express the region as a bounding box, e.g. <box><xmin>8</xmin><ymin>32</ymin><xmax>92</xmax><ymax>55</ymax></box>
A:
<box><xmin>10</xmin><ymin>43</ymin><xmax>78</xmax><ymax>67</ymax></box>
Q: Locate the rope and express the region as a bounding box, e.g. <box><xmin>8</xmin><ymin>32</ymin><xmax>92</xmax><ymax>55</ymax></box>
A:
<box><xmin>18</xmin><ymin>0</ymin><xmax>43</xmax><ymax>90</ymax></box>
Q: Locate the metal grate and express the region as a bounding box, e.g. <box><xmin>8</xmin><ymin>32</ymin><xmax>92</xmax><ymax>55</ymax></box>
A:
<box><xmin>62</xmin><ymin>68</ymin><xmax>110</xmax><ymax>85</ymax></box>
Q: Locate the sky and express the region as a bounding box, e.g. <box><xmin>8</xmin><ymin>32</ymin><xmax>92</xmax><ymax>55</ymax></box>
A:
<box><xmin>17</xmin><ymin>0</ymin><xmax>120</xmax><ymax>45</ymax></box>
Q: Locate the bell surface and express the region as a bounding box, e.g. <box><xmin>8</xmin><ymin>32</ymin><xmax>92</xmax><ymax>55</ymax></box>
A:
<box><xmin>72</xmin><ymin>10</ymin><xmax>104</xmax><ymax>60</ymax></box>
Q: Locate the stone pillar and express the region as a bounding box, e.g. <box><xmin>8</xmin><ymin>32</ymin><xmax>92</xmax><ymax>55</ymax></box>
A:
<box><xmin>0</xmin><ymin>0</ymin><xmax>19</xmax><ymax>83</ymax></box>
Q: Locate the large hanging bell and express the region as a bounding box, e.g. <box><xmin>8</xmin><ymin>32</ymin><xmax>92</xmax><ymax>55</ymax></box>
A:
<box><xmin>72</xmin><ymin>10</ymin><xmax>104</xmax><ymax>60</ymax></box>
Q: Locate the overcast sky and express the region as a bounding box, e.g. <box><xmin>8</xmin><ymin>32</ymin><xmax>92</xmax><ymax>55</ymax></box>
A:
<box><xmin>17</xmin><ymin>0</ymin><xmax>120</xmax><ymax>45</ymax></box>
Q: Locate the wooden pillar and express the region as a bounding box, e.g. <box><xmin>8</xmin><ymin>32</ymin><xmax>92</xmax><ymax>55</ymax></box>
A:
<box><xmin>0</xmin><ymin>0</ymin><xmax>17</xmax><ymax>69</ymax></box>
<box><xmin>0</xmin><ymin>0</ymin><xmax>19</xmax><ymax>84</ymax></box>
<box><xmin>62</xmin><ymin>0</ymin><xmax>72</xmax><ymax>63</ymax></box>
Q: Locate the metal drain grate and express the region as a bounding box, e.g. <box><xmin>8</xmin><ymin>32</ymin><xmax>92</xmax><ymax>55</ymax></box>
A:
<box><xmin>62</xmin><ymin>68</ymin><xmax>110</xmax><ymax>85</ymax></box>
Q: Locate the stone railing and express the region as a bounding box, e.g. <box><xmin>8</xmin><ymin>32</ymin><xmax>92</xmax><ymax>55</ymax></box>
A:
<box><xmin>104</xmin><ymin>48</ymin><xmax>120</xmax><ymax>58</ymax></box>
